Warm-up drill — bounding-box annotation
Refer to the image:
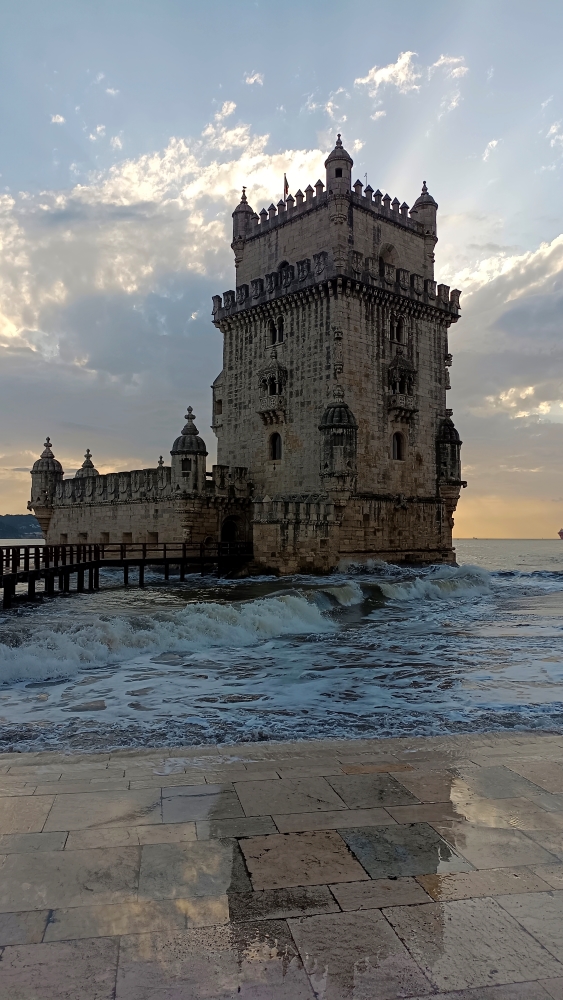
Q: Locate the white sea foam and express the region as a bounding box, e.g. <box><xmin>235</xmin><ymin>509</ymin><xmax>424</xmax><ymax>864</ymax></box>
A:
<box><xmin>0</xmin><ymin>593</ymin><xmax>333</xmax><ymax>684</ymax></box>
<box><xmin>378</xmin><ymin>564</ymin><xmax>491</xmax><ymax>603</ymax></box>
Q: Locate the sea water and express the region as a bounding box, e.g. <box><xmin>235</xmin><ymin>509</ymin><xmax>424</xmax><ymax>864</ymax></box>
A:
<box><xmin>1</xmin><ymin>539</ymin><xmax>563</xmax><ymax>751</ymax></box>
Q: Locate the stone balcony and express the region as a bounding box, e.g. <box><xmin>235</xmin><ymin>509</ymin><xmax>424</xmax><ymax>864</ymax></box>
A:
<box><xmin>388</xmin><ymin>393</ymin><xmax>418</xmax><ymax>421</ymax></box>
<box><xmin>257</xmin><ymin>394</ymin><xmax>286</xmax><ymax>425</ymax></box>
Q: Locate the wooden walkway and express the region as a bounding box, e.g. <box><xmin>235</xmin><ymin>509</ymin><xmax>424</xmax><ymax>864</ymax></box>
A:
<box><xmin>0</xmin><ymin>542</ymin><xmax>253</xmax><ymax>609</ymax></box>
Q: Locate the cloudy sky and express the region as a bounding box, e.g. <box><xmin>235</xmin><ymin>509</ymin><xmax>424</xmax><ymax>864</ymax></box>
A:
<box><xmin>2</xmin><ymin>0</ymin><xmax>563</xmax><ymax>536</ymax></box>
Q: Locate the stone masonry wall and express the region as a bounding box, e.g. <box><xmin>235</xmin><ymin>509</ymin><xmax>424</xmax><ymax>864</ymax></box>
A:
<box><xmin>214</xmin><ymin>279</ymin><xmax>452</xmax><ymax>500</ymax></box>
<box><xmin>251</xmin><ymin>495</ymin><xmax>455</xmax><ymax>575</ymax></box>
<box><xmin>45</xmin><ymin>499</ymin><xmax>182</xmax><ymax>545</ymax></box>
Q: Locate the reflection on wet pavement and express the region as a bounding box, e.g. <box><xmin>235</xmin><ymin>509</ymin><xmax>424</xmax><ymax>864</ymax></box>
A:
<box><xmin>5</xmin><ymin>731</ymin><xmax>563</xmax><ymax>995</ymax></box>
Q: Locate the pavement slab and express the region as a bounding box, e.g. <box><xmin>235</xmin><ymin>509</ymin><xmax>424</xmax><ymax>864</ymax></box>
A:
<box><xmin>43</xmin><ymin>789</ymin><xmax>162</xmax><ymax>831</ymax></box>
<box><xmin>5</xmin><ymin>732</ymin><xmax>563</xmax><ymax>996</ymax></box>
<box><xmin>0</xmin><ymin>793</ymin><xmax>54</xmax><ymax>834</ymax></box>
<box><xmin>239</xmin><ymin>830</ymin><xmax>369</xmax><ymax>889</ymax></box>
<box><xmin>498</xmin><ymin>891</ymin><xmax>563</xmax><ymax>962</ymax></box>
<box><xmin>115</xmin><ymin>921</ymin><xmax>315</xmax><ymax>999</ymax></box>
<box><xmin>0</xmin><ymin>937</ymin><xmax>120</xmax><ymax>999</ymax></box>
<box><xmin>432</xmin><ymin>820</ymin><xmax>561</xmax><ymax>867</ymax></box>
<box><xmin>234</xmin><ymin>776</ymin><xmax>347</xmax><ymax>816</ymax></box>
<box><xmin>227</xmin><ymin>884</ymin><xmax>339</xmax><ymax>921</ymax></box>
<box><xmin>138</xmin><ymin>839</ymin><xmax>251</xmax><ymax>899</ymax></box>
<box><xmin>288</xmin><ymin>910</ymin><xmax>433</xmax><ymax>998</ymax></box>
<box><xmin>339</xmin><ymin>822</ymin><xmax>473</xmax><ymax>878</ymax></box>
<box><xmin>417</xmin><ymin>866</ymin><xmax>552</xmax><ymax>900</ymax></box>
<box><xmin>0</xmin><ymin>845</ymin><xmax>141</xmax><ymax>912</ymax></box>
<box><xmin>326</xmin><ymin>771</ymin><xmax>420</xmax><ymax>808</ymax></box>
<box><xmin>385</xmin><ymin>897</ymin><xmax>563</xmax><ymax>990</ymax></box>
<box><xmin>330</xmin><ymin>875</ymin><xmax>432</xmax><ymax>910</ymax></box>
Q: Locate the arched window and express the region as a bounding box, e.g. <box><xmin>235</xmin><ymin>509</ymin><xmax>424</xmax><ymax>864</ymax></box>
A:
<box><xmin>268</xmin><ymin>377</ymin><xmax>277</xmax><ymax>396</ymax></box>
<box><xmin>396</xmin><ymin>317</ymin><xmax>404</xmax><ymax>343</ymax></box>
<box><xmin>270</xmin><ymin>433</ymin><xmax>282</xmax><ymax>461</ymax></box>
<box><xmin>268</xmin><ymin>317</ymin><xmax>284</xmax><ymax>345</ymax></box>
<box><xmin>392</xmin><ymin>432</ymin><xmax>404</xmax><ymax>461</ymax></box>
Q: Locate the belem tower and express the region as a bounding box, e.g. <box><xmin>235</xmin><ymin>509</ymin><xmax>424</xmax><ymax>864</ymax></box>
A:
<box><xmin>29</xmin><ymin>135</ymin><xmax>466</xmax><ymax>573</ymax></box>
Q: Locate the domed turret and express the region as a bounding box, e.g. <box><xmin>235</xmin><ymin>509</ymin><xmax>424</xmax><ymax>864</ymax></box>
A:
<box><xmin>171</xmin><ymin>406</ymin><xmax>208</xmax><ymax>492</ymax></box>
<box><xmin>232</xmin><ymin>186</ymin><xmax>255</xmax><ymax>241</ymax></box>
<box><xmin>171</xmin><ymin>407</ymin><xmax>207</xmax><ymax>456</ymax></box>
<box><xmin>437</xmin><ymin>411</ymin><xmax>462</xmax><ymax>483</ymax></box>
<box><xmin>324</xmin><ymin>134</ymin><xmax>353</xmax><ymax>195</ymax></box>
<box><xmin>437</xmin><ymin>415</ymin><xmax>461</xmax><ymax>445</ymax></box>
<box><xmin>319</xmin><ymin>388</ymin><xmax>358</xmax><ymax>430</ymax></box>
<box><xmin>410</xmin><ymin>181</ymin><xmax>438</xmax><ymax>235</ymax></box>
<box><xmin>319</xmin><ymin>386</ymin><xmax>357</xmax><ymax>488</ymax></box>
<box><xmin>29</xmin><ymin>437</ymin><xmax>64</xmax><ymax>535</ymax></box>
<box><xmin>75</xmin><ymin>448</ymin><xmax>99</xmax><ymax>478</ymax></box>
<box><xmin>32</xmin><ymin>437</ymin><xmax>63</xmax><ymax>476</ymax></box>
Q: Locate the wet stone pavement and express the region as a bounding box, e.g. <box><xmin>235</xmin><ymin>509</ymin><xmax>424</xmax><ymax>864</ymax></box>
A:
<box><xmin>4</xmin><ymin>735</ymin><xmax>563</xmax><ymax>996</ymax></box>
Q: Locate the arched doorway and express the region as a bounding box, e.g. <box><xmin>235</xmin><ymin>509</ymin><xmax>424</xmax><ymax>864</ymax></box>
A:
<box><xmin>221</xmin><ymin>517</ymin><xmax>239</xmax><ymax>543</ymax></box>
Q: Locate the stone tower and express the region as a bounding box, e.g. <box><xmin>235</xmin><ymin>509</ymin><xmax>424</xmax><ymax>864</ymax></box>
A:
<box><xmin>211</xmin><ymin>135</ymin><xmax>465</xmax><ymax>571</ymax></box>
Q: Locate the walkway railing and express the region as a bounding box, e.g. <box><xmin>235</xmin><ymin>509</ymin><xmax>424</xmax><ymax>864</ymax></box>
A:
<box><xmin>0</xmin><ymin>542</ymin><xmax>253</xmax><ymax>609</ymax></box>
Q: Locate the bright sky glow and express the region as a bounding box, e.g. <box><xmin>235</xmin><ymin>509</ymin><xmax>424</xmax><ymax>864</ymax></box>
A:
<box><xmin>1</xmin><ymin>0</ymin><xmax>563</xmax><ymax>537</ymax></box>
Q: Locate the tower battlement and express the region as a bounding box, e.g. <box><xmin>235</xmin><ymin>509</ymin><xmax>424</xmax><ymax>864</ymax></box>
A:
<box><xmin>222</xmin><ymin>136</ymin><xmax>456</xmax><ymax>339</ymax></box>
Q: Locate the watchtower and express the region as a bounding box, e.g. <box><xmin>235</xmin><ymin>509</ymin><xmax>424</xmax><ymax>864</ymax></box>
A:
<box><xmin>211</xmin><ymin>135</ymin><xmax>465</xmax><ymax>571</ymax></box>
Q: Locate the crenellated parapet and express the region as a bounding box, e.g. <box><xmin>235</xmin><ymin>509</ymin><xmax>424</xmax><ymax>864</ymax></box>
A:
<box><xmin>213</xmin><ymin>265</ymin><xmax>461</xmax><ymax>325</ymax></box>
<box><xmin>53</xmin><ymin>466</ymin><xmax>174</xmax><ymax>506</ymax></box>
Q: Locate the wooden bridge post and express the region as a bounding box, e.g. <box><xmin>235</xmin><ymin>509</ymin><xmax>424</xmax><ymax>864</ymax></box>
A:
<box><xmin>2</xmin><ymin>576</ymin><xmax>14</xmax><ymax>610</ymax></box>
<box><xmin>88</xmin><ymin>566</ymin><xmax>94</xmax><ymax>591</ymax></box>
<box><xmin>123</xmin><ymin>563</ymin><xmax>129</xmax><ymax>586</ymax></box>
<box><xmin>27</xmin><ymin>576</ymin><xmax>35</xmax><ymax>600</ymax></box>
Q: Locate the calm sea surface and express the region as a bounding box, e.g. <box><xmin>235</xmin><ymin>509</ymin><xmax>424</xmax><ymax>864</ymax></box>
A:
<box><xmin>1</xmin><ymin>538</ymin><xmax>563</xmax><ymax>751</ymax></box>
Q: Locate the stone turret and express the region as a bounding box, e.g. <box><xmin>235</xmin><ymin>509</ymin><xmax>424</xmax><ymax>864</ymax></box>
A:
<box><xmin>28</xmin><ymin>437</ymin><xmax>64</xmax><ymax>537</ymax></box>
<box><xmin>319</xmin><ymin>386</ymin><xmax>358</xmax><ymax>490</ymax></box>
<box><xmin>437</xmin><ymin>411</ymin><xmax>462</xmax><ymax>484</ymax></box>
<box><xmin>170</xmin><ymin>406</ymin><xmax>208</xmax><ymax>492</ymax></box>
<box><xmin>75</xmin><ymin>448</ymin><xmax>99</xmax><ymax>478</ymax></box>
<box><xmin>324</xmin><ymin>134</ymin><xmax>353</xmax><ymax>195</ymax></box>
<box><xmin>232</xmin><ymin>187</ymin><xmax>254</xmax><ymax>242</ymax></box>
<box><xmin>410</xmin><ymin>181</ymin><xmax>438</xmax><ymax>236</ymax></box>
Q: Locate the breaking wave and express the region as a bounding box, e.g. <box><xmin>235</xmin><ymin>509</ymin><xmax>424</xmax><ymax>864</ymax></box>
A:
<box><xmin>0</xmin><ymin>592</ymin><xmax>333</xmax><ymax>684</ymax></box>
<box><xmin>378</xmin><ymin>564</ymin><xmax>491</xmax><ymax>602</ymax></box>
